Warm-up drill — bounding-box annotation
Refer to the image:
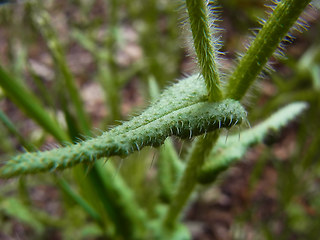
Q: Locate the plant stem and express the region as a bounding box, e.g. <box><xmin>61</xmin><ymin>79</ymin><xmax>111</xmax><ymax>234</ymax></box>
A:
<box><xmin>163</xmin><ymin>131</ymin><xmax>219</xmax><ymax>228</ymax></box>
<box><xmin>0</xmin><ymin>66</ymin><xmax>69</xmax><ymax>142</ymax></box>
<box><xmin>56</xmin><ymin>177</ymin><xmax>104</xmax><ymax>226</ymax></box>
<box><xmin>0</xmin><ymin>109</ymin><xmax>35</xmax><ymax>151</ymax></box>
<box><xmin>91</xmin><ymin>161</ymin><xmax>148</xmax><ymax>240</ymax></box>
<box><xmin>33</xmin><ymin>9</ymin><xmax>91</xmax><ymax>135</ymax></box>
<box><xmin>226</xmin><ymin>0</ymin><xmax>311</xmax><ymax>100</ymax></box>
<box><xmin>103</xmin><ymin>0</ymin><xmax>122</xmax><ymax>122</ymax></box>
<box><xmin>186</xmin><ymin>0</ymin><xmax>222</xmax><ymax>102</ymax></box>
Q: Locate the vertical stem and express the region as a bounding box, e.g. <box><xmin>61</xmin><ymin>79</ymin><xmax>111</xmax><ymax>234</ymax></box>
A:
<box><xmin>33</xmin><ymin>9</ymin><xmax>91</xmax><ymax>135</ymax></box>
<box><xmin>0</xmin><ymin>66</ymin><xmax>69</xmax><ymax>142</ymax></box>
<box><xmin>103</xmin><ymin>0</ymin><xmax>122</xmax><ymax>122</ymax></box>
<box><xmin>92</xmin><ymin>161</ymin><xmax>147</xmax><ymax>240</ymax></box>
<box><xmin>186</xmin><ymin>0</ymin><xmax>222</xmax><ymax>102</ymax></box>
<box><xmin>163</xmin><ymin>131</ymin><xmax>219</xmax><ymax>228</ymax></box>
<box><xmin>226</xmin><ymin>0</ymin><xmax>311</xmax><ymax>100</ymax></box>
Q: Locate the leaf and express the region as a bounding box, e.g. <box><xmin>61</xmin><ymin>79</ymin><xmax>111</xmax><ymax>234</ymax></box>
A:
<box><xmin>198</xmin><ymin>102</ymin><xmax>308</xmax><ymax>183</ymax></box>
<box><xmin>0</xmin><ymin>75</ymin><xmax>246</xmax><ymax>177</ymax></box>
<box><xmin>0</xmin><ymin>198</ymin><xmax>44</xmax><ymax>233</ymax></box>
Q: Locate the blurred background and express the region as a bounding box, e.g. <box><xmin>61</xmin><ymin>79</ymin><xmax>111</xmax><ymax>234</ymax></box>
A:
<box><xmin>0</xmin><ymin>0</ymin><xmax>320</xmax><ymax>239</ymax></box>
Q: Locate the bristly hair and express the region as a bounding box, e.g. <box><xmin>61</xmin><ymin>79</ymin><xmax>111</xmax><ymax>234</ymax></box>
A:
<box><xmin>263</xmin><ymin>0</ymin><xmax>313</xmax><ymax>59</ymax></box>
<box><xmin>227</xmin><ymin>0</ymin><xmax>315</xmax><ymax>106</ymax></box>
<box><xmin>177</xmin><ymin>0</ymin><xmax>225</xmax><ymax>91</ymax></box>
<box><xmin>254</xmin><ymin>0</ymin><xmax>314</xmax><ymax>59</ymax></box>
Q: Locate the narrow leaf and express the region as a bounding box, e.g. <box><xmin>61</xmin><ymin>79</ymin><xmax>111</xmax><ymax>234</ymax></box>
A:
<box><xmin>198</xmin><ymin>102</ymin><xmax>308</xmax><ymax>183</ymax></box>
<box><xmin>0</xmin><ymin>75</ymin><xmax>246</xmax><ymax>177</ymax></box>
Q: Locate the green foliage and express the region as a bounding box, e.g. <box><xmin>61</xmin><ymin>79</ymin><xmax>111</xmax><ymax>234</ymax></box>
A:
<box><xmin>0</xmin><ymin>76</ymin><xmax>246</xmax><ymax>178</ymax></box>
<box><xmin>0</xmin><ymin>0</ymin><xmax>316</xmax><ymax>239</ymax></box>
<box><xmin>226</xmin><ymin>0</ymin><xmax>311</xmax><ymax>100</ymax></box>
<box><xmin>0</xmin><ymin>67</ymin><xmax>69</xmax><ymax>142</ymax></box>
<box><xmin>32</xmin><ymin>7</ymin><xmax>91</xmax><ymax>135</ymax></box>
<box><xmin>199</xmin><ymin>102</ymin><xmax>308</xmax><ymax>183</ymax></box>
<box><xmin>0</xmin><ymin>198</ymin><xmax>44</xmax><ymax>234</ymax></box>
<box><xmin>185</xmin><ymin>0</ymin><xmax>222</xmax><ymax>101</ymax></box>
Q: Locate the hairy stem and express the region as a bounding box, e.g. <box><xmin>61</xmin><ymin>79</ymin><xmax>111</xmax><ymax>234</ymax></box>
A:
<box><xmin>0</xmin><ymin>99</ymin><xmax>245</xmax><ymax>178</ymax></box>
<box><xmin>163</xmin><ymin>131</ymin><xmax>219</xmax><ymax>228</ymax></box>
<box><xmin>0</xmin><ymin>76</ymin><xmax>246</xmax><ymax>178</ymax></box>
<box><xmin>226</xmin><ymin>0</ymin><xmax>311</xmax><ymax>100</ymax></box>
<box><xmin>186</xmin><ymin>0</ymin><xmax>222</xmax><ymax>101</ymax></box>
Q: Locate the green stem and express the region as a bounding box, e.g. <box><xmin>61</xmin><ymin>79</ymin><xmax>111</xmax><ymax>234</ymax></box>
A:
<box><xmin>163</xmin><ymin>131</ymin><xmax>219</xmax><ymax>228</ymax></box>
<box><xmin>0</xmin><ymin>66</ymin><xmax>69</xmax><ymax>142</ymax></box>
<box><xmin>97</xmin><ymin>56</ymin><xmax>122</xmax><ymax>122</ymax></box>
<box><xmin>158</xmin><ymin>139</ymin><xmax>184</xmax><ymax>203</ymax></box>
<box><xmin>91</xmin><ymin>161</ymin><xmax>147</xmax><ymax>240</ymax></box>
<box><xmin>70</xmin><ymin>30</ymin><xmax>122</xmax><ymax>122</ymax></box>
<box><xmin>102</xmin><ymin>0</ymin><xmax>122</xmax><ymax>122</ymax></box>
<box><xmin>226</xmin><ymin>0</ymin><xmax>311</xmax><ymax>100</ymax></box>
<box><xmin>0</xmin><ymin>68</ymin><xmax>106</xmax><ymax>229</ymax></box>
<box><xmin>33</xmin><ymin>9</ymin><xmax>91</xmax><ymax>135</ymax></box>
<box><xmin>186</xmin><ymin>0</ymin><xmax>222</xmax><ymax>102</ymax></box>
<box><xmin>0</xmin><ymin>109</ymin><xmax>35</xmax><ymax>151</ymax></box>
<box><xmin>56</xmin><ymin>177</ymin><xmax>104</xmax><ymax>226</ymax></box>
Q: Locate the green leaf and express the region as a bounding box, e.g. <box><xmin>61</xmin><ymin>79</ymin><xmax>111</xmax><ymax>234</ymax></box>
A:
<box><xmin>198</xmin><ymin>102</ymin><xmax>308</xmax><ymax>183</ymax></box>
<box><xmin>0</xmin><ymin>198</ymin><xmax>44</xmax><ymax>233</ymax></box>
<box><xmin>0</xmin><ymin>75</ymin><xmax>246</xmax><ymax>178</ymax></box>
<box><xmin>0</xmin><ymin>66</ymin><xmax>69</xmax><ymax>142</ymax></box>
